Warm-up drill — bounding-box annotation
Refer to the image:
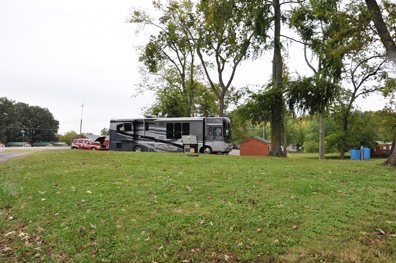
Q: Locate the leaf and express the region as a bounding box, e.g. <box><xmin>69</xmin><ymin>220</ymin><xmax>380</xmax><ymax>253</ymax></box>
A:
<box><xmin>145</xmin><ymin>236</ymin><xmax>150</xmax><ymax>241</ymax></box>
<box><xmin>90</xmin><ymin>223</ymin><xmax>97</xmax><ymax>229</ymax></box>
<box><xmin>37</xmin><ymin>227</ymin><xmax>45</xmax><ymax>233</ymax></box>
<box><xmin>41</xmin><ymin>198</ymin><xmax>46</xmax><ymax>201</ymax></box>
<box><xmin>274</xmin><ymin>239</ymin><xmax>279</xmax><ymax>243</ymax></box>
<box><xmin>158</xmin><ymin>245</ymin><xmax>163</xmax><ymax>250</ymax></box>
<box><xmin>256</xmin><ymin>228</ymin><xmax>263</xmax><ymax>233</ymax></box>
<box><xmin>377</xmin><ymin>228</ymin><xmax>385</xmax><ymax>235</ymax></box>
<box><xmin>90</xmin><ymin>251</ymin><xmax>96</xmax><ymax>255</ymax></box>
<box><xmin>4</xmin><ymin>231</ymin><xmax>16</xmax><ymax>236</ymax></box>
<box><xmin>33</xmin><ymin>253</ymin><xmax>41</xmax><ymax>258</ymax></box>
<box><xmin>292</xmin><ymin>225</ymin><xmax>298</xmax><ymax>230</ymax></box>
<box><xmin>87</xmin><ymin>191</ymin><xmax>92</xmax><ymax>194</ymax></box>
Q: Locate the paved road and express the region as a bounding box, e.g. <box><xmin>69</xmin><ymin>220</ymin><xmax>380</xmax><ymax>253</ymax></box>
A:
<box><xmin>0</xmin><ymin>152</ymin><xmax>31</xmax><ymax>164</ymax></box>
<box><xmin>0</xmin><ymin>147</ymin><xmax>70</xmax><ymax>163</ymax></box>
<box><xmin>229</xmin><ymin>149</ymin><xmax>240</xmax><ymax>156</ymax></box>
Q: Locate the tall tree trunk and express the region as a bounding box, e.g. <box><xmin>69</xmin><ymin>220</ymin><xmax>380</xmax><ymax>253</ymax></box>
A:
<box><xmin>340</xmin><ymin>116</ymin><xmax>348</xmax><ymax>159</ymax></box>
<box><xmin>219</xmin><ymin>96</ymin><xmax>224</xmax><ymax>117</ymax></box>
<box><xmin>365</xmin><ymin>0</ymin><xmax>396</xmax><ymax>66</ymax></box>
<box><xmin>319</xmin><ymin>113</ymin><xmax>325</xmax><ymax>159</ymax></box>
<box><xmin>270</xmin><ymin>0</ymin><xmax>284</xmax><ymax>157</ymax></box>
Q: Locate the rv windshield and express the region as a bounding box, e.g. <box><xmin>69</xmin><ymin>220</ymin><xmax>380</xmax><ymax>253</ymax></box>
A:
<box><xmin>223</xmin><ymin>119</ymin><xmax>231</xmax><ymax>143</ymax></box>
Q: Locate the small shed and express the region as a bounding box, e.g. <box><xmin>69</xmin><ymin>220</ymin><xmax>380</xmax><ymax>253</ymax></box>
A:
<box><xmin>0</xmin><ymin>143</ymin><xmax>5</xmax><ymax>148</ymax></box>
<box><xmin>240</xmin><ymin>136</ymin><xmax>271</xmax><ymax>156</ymax></box>
<box><xmin>6</xmin><ymin>142</ymin><xmax>31</xmax><ymax>147</ymax></box>
<box><xmin>371</xmin><ymin>141</ymin><xmax>392</xmax><ymax>157</ymax></box>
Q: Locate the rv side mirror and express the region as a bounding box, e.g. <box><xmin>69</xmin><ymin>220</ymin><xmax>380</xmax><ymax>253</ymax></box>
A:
<box><xmin>226</xmin><ymin>130</ymin><xmax>229</xmax><ymax>136</ymax></box>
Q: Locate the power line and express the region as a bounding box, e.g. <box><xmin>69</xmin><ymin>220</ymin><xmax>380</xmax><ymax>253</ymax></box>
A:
<box><xmin>0</xmin><ymin>126</ymin><xmax>58</xmax><ymax>131</ymax></box>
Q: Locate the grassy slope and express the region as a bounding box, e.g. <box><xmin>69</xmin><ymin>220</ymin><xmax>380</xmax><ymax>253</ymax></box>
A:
<box><xmin>0</xmin><ymin>150</ymin><xmax>395</xmax><ymax>262</ymax></box>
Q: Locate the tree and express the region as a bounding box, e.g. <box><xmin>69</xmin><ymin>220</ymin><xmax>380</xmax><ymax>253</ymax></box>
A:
<box><xmin>100</xmin><ymin>128</ymin><xmax>110</xmax><ymax>136</ymax></box>
<box><xmin>57</xmin><ymin>130</ymin><xmax>78</xmax><ymax>145</ymax></box>
<box><xmin>0</xmin><ymin>97</ymin><xmax>20</xmax><ymax>143</ymax></box>
<box><xmin>335</xmin><ymin>52</ymin><xmax>388</xmax><ymax>158</ymax></box>
<box><xmin>181</xmin><ymin>0</ymin><xmax>272</xmax><ymax>117</ymax></box>
<box><xmin>288</xmin><ymin>0</ymin><xmax>346</xmax><ymax>159</ymax></box>
<box><xmin>362</xmin><ymin>0</ymin><xmax>396</xmax><ymax>166</ymax></box>
<box><xmin>15</xmin><ymin>103</ymin><xmax>59</xmax><ymax>144</ymax></box>
<box><xmin>130</xmin><ymin>0</ymin><xmax>201</xmax><ymax>117</ymax></box>
<box><xmin>364</xmin><ymin>0</ymin><xmax>396</xmax><ymax>65</ymax></box>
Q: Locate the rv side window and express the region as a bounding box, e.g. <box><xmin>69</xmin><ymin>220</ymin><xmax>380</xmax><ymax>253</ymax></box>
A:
<box><xmin>182</xmin><ymin>123</ymin><xmax>190</xmax><ymax>135</ymax></box>
<box><xmin>166</xmin><ymin>123</ymin><xmax>174</xmax><ymax>139</ymax></box>
<box><xmin>208</xmin><ymin>127</ymin><xmax>213</xmax><ymax>136</ymax></box>
<box><xmin>175</xmin><ymin>123</ymin><xmax>182</xmax><ymax>139</ymax></box>
<box><xmin>213</xmin><ymin>127</ymin><xmax>222</xmax><ymax>136</ymax></box>
<box><xmin>116</xmin><ymin>143</ymin><xmax>122</xmax><ymax>149</ymax></box>
<box><xmin>124</xmin><ymin>123</ymin><xmax>132</xmax><ymax>131</ymax></box>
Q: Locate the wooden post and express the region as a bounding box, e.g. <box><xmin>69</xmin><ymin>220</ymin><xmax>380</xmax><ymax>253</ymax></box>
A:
<box><xmin>361</xmin><ymin>146</ymin><xmax>364</xmax><ymax>160</ymax></box>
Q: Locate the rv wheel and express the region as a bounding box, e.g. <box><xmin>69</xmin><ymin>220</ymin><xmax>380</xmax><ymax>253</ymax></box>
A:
<box><xmin>202</xmin><ymin>147</ymin><xmax>212</xmax><ymax>154</ymax></box>
<box><xmin>134</xmin><ymin>145</ymin><xmax>143</xmax><ymax>152</ymax></box>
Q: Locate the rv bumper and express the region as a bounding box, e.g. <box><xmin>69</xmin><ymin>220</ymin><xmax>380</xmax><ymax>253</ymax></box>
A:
<box><xmin>223</xmin><ymin>143</ymin><xmax>232</xmax><ymax>153</ymax></box>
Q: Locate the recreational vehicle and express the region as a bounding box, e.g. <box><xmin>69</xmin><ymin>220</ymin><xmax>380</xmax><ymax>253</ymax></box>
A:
<box><xmin>109</xmin><ymin>116</ymin><xmax>232</xmax><ymax>154</ymax></box>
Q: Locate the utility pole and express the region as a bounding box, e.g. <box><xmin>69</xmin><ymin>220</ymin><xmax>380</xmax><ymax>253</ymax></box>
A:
<box><xmin>80</xmin><ymin>101</ymin><xmax>84</xmax><ymax>136</ymax></box>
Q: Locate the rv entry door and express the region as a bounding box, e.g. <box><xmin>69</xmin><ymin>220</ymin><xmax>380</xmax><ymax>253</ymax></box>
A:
<box><xmin>207</xmin><ymin>126</ymin><xmax>223</xmax><ymax>152</ymax></box>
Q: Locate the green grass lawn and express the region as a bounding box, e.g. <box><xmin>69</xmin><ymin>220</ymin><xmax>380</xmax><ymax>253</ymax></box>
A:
<box><xmin>0</xmin><ymin>150</ymin><xmax>395</xmax><ymax>262</ymax></box>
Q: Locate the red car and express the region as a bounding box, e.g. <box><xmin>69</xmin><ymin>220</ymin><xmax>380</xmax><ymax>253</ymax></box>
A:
<box><xmin>71</xmin><ymin>136</ymin><xmax>107</xmax><ymax>150</ymax></box>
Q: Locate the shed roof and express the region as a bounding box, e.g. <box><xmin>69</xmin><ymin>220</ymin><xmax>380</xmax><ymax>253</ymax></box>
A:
<box><xmin>7</xmin><ymin>142</ymin><xmax>30</xmax><ymax>146</ymax></box>
<box><xmin>375</xmin><ymin>141</ymin><xmax>392</xmax><ymax>145</ymax></box>
<box><xmin>240</xmin><ymin>136</ymin><xmax>271</xmax><ymax>145</ymax></box>
<box><xmin>33</xmin><ymin>142</ymin><xmax>52</xmax><ymax>146</ymax></box>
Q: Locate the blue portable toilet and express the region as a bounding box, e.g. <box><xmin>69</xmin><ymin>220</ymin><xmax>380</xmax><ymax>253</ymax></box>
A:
<box><xmin>363</xmin><ymin>147</ymin><xmax>370</xmax><ymax>160</ymax></box>
<box><xmin>350</xmin><ymin>148</ymin><xmax>361</xmax><ymax>160</ymax></box>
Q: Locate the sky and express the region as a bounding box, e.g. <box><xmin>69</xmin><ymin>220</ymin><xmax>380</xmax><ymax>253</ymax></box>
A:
<box><xmin>0</xmin><ymin>0</ymin><xmax>387</xmax><ymax>136</ymax></box>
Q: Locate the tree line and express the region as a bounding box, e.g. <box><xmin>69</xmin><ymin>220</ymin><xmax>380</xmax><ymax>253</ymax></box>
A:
<box><xmin>231</xmin><ymin>109</ymin><xmax>395</xmax><ymax>153</ymax></box>
<box><xmin>0</xmin><ymin>97</ymin><xmax>59</xmax><ymax>145</ymax></box>
<box><xmin>130</xmin><ymin>0</ymin><xmax>396</xmax><ymax>165</ymax></box>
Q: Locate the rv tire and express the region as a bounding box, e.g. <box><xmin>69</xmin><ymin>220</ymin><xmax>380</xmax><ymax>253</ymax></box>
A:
<box><xmin>202</xmin><ymin>147</ymin><xmax>212</xmax><ymax>154</ymax></box>
<box><xmin>91</xmin><ymin>147</ymin><xmax>97</xmax><ymax>151</ymax></box>
<box><xmin>134</xmin><ymin>145</ymin><xmax>143</xmax><ymax>152</ymax></box>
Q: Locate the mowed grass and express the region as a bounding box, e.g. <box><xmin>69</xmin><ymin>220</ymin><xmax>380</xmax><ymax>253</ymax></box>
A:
<box><xmin>0</xmin><ymin>151</ymin><xmax>395</xmax><ymax>262</ymax></box>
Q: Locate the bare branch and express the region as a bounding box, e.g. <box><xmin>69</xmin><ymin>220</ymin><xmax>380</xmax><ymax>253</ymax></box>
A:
<box><xmin>304</xmin><ymin>43</ymin><xmax>317</xmax><ymax>74</ymax></box>
<box><xmin>280</xmin><ymin>1</ymin><xmax>301</xmax><ymax>6</ymax></box>
<box><xmin>280</xmin><ymin>34</ymin><xmax>311</xmax><ymax>46</ymax></box>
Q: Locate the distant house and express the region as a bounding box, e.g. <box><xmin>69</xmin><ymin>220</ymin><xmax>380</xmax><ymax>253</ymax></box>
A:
<box><xmin>240</xmin><ymin>136</ymin><xmax>271</xmax><ymax>156</ymax></box>
<box><xmin>0</xmin><ymin>143</ymin><xmax>5</xmax><ymax>148</ymax></box>
<box><xmin>32</xmin><ymin>142</ymin><xmax>53</xmax><ymax>147</ymax></box>
<box><xmin>371</xmin><ymin>141</ymin><xmax>393</xmax><ymax>157</ymax></box>
<box><xmin>74</xmin><ymin>134</ymin><xmax>109</xmax><ymax>147</ymax></box>
<box><xmin>6</xmin><ymin>142</ymin><xmax>31</xmax><ymax>147</ymax></box>
<box><xmin>53</xmin><ymin>142</ymin><xmax>68</xmax><ymax>147</ymax></box>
